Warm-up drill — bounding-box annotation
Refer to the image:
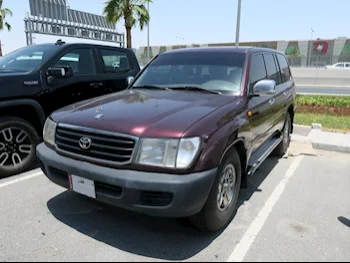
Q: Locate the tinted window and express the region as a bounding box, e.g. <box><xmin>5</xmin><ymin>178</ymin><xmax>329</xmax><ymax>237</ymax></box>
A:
<box><xmin>336</xmin><ymin>63</ymin><xmax>344</xmax><ymax>68</ymax></box>
<box><xmin>54</xmin><ymin>49</ymin><xmax>96</xmax><ymax>76</ymax></box>
<box><xmin>276</xmin><ymin>54</ymin><xmax>291</xmax><ymax>83</ymax></box>
<box><xmin>346</xmin><ymin>64</ymin><xmax>350</xmax><ymax>68</ymax></box>
<box><xmin>0</xmin><ymin>45</ymin><xmax>57</xmax><ymax>72</ymax></box>
<box><xmin>100</xmin><ymin>49</ymin><xmax>131</xmax><ymax>73</ymax></box>
<box><xmin>132</xmin><ymin>52</ymin><xmax>246</xmax><ymax>95</ymax></box>
<box><xmin>250</xmin><ymin>54</ymin><xmax>267</xmax><ymax>87</ymax></box>
<box><xmin>264</xmin><ymin>54</ymin><xmax>280</xmax><ymax>84</ymax></box>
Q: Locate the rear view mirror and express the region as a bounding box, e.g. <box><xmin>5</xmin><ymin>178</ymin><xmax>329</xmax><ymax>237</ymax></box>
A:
<box><xmin>252</xmin><ymin>80</ymin><xmax>276</xmax><ymax>96</ymax></box>
<box><xmin>47</xmin><ymin>66</ymin><xmax>73</xmax><ymax>79</ymax></box>
<box><xmin>127</xmin><ymin>76</ymin><xmax>135</xmax><ymax>86</ymax></box>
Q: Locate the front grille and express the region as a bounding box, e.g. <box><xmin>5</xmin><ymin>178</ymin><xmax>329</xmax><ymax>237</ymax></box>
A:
<box><xmin>55</xmin><ymin>125</ymin><xmax>137</xmax><ymax>164</ymax></box>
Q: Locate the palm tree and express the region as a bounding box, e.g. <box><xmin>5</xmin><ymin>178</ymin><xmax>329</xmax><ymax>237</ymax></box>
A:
<box><xmin>0</xmin><ymin>0</ymin><xmax>13</xmax><ymax>31</ymax></box>
<box><xmin>104</xmin><ymin>0</ymin><xmax>151</xmax><ymax>48</ymax></box>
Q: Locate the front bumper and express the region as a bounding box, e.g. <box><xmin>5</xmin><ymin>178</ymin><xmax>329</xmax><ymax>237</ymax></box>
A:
<box><xmin>36</xmin><ymin>143</ymin><xmax>217</xmax><ymax>218</ymax></box>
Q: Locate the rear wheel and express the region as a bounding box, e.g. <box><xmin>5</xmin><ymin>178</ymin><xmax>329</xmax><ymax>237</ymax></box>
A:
<box><xmin>273</xmin><ymin>113</ymin><xmax>292</xmax><ymax>157</ymax></box>
<box><xmin>0</xmin><ymin>117</ymin><xmax>40</xmax><ymax>178</ymax></box>
<box><xmin>190</xmin><ymin>147</ymin><xmax>242</xmax><ymax>232</ymax></box>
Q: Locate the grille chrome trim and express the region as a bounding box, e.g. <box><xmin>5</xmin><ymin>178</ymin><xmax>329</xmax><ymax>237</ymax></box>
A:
<box><xmin>55</xmin><ymin>123</ymin><xmax>140</xmax><ymax>166</ymax></box>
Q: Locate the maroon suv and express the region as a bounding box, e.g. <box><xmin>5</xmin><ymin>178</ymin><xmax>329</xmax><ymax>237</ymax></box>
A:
<box><xmin>36</xmin><ymin>47</ymin><xmax>296</xmax><ymax>232</ymax></box>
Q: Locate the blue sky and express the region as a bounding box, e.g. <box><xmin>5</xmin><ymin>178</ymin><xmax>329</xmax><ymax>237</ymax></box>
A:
<box><xmin>0</xmin><ymin>0</ymin><xmax>349</xmax><ymax>54</ymax></box>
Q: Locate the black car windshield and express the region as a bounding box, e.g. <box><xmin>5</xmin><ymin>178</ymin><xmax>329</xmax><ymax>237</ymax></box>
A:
<box><xmin>0</xmin><ymin>45</ymin><xmax>57</xmax><ymax>72</ymax></box>
<box><xmin>132</xmin><ymin>51</ymin><xmax>246</xmax><ymax>95</ymax></box>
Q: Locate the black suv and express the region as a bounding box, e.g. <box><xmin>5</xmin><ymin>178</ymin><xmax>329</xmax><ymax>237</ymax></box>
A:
<box><xmin>0</xmin><ymin>40</ymin><xmax>140</xmax><ymax>177</ymax></box>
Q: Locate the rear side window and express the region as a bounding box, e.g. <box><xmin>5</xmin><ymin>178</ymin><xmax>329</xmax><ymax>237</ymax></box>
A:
<box><xmin>276</xmin><ymin>54</ymin><xmax>291</xmax><ymax>83</ymax></box>
<box><xmin>250</xmin><ymin>54</ymin><xmax>267</xmax><ymax>88</ymax></box>
<box><xmin>100</xmin><ymin>49</ymin><xmax>131</xmax><ymax>73</ymax></box>
<box><xmin>264</xmin><ymin>54</ymin><xmax>280</xmax><ymax>85</ymax></box>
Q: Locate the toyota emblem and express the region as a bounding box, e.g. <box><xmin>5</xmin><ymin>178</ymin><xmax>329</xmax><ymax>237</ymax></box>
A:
<box><xmin>79</xmin><ymin>137</ymin><xmax>92</xmax><ymax>150</ymax></box>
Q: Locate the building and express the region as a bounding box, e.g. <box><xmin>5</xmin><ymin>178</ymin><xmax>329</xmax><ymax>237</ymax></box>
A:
<box><xmin>136</xmin><ymin>37</ymin><xmax>350</xmax><ymax>67</ymax></box>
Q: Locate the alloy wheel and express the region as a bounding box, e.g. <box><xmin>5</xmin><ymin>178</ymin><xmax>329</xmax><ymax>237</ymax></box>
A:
<box><xmin>0</xmin><ymin>128</ymin><xmax>33</xmax><ymax>168</ymax></box>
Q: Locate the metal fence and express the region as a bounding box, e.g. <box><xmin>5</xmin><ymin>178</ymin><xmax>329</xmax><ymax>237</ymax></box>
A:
<box><xmin>287</xmin><ymin>56</ymin><xmax>350</xmax><ymax>68</ymax></box>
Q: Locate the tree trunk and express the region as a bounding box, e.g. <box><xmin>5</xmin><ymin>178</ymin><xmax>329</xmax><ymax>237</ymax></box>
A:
<box><xmin>126</xmin><ymin>26</ymin><xmax>132</xmax><ymax>48</ymax></box>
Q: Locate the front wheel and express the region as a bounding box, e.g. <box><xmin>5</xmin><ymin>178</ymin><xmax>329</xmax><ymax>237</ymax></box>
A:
<box><xmin>190</xmin><ymin>147</ymin><xmax>242</xmax><ymax>232</ymax></box>
<box><xmin>0</xmin><ymin>117</ymin><xmax>40</xmax><ymax>178</ymax></box>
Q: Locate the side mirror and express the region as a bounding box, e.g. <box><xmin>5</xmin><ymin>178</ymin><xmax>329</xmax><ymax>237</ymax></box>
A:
<box><xmin>47</xmin><ymin>66</ymin><xmax>73</xmax><ymax>79</ymax></box>
<box><xmin>252</xmin><ymin>80</ymin><xmax>276</xmax><ymax>96</ymax></box>
<box><xmin>127</xmin><ymin>76</ymin><xmax>135</xmax><ymax>86</ymax></box>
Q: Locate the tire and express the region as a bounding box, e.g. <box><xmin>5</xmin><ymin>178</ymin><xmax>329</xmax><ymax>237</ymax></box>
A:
<box><xmin>190</xmin><ymin>147</ymin><xmax>242</xmax><ymax>232</ymax></box>
<box><xmin>0</xmin><ymin>117</ymin><xmax>40</xmax><ymax>178</ymax></box>
<box><xmin>273</xmin><ymin>113</ymin><xmax>292</xmax><ymax>157</ymax></box>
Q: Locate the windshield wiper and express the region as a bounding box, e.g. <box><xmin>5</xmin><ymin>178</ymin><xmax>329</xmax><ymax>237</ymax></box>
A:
<box><xmin>169</xmin><ymin>86</ymin><xmax>222</xmax><ymax>95</ymax></box>
<box><xmin>132</xmin><ymin>85</ymin><xmax>169</xmax><ymax>90</ymax></box>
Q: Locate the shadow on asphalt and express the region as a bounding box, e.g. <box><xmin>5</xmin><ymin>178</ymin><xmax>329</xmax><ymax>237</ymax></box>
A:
<box><xmin>338</xmin><ymin>216</ymin><xmax>350</xmax><ymax>228</ymax></box>
<box><xmin>46</xmin><ymin>157</ymin><xmax>280</xmax><ymax>260</ymax></box>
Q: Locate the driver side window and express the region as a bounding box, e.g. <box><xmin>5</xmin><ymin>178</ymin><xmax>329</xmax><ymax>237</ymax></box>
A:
<box><xmin>54</xmin><ymin>49</ymin><xmax>96</xmax><ymax>76</ymax></box>
<box><xmin>250</xmin><ymin>54</ymin><xmax>267</xmax><ymax>91</ymax></box>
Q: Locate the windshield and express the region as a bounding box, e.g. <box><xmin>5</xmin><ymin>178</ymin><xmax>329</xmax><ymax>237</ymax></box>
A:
<box><xmin>0</xmin><ymin>45</ymin><xmax>57</xmax><ymax>73</ymax></box>
<box><xmin>132</xmin><ymin>51</ymin><xmax>246</xmax><ymax>95</ymax></box>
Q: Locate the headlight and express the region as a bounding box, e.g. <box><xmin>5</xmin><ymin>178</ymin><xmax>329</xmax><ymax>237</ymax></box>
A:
<box><xmin>135</xmin><ymin>137</ymin><xmax>201</xmax><ymax>169</ymax></box>
<box><xmin>43</xmin><ymin>118</ymin><xmax>57</xmax><ymax>147</ymax></box>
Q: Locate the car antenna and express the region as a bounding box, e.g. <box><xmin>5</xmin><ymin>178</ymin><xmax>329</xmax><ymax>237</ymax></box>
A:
<box><xmin>56</xmin><ymin>39</ymin><xmax>65</xmax><ymax>46</ymax></box>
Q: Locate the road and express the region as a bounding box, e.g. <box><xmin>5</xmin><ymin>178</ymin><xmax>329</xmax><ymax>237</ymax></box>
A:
<box><xmin>296</xmin><ymin>85</ymin><xmax>350</xmax><ymax>95</ymax></box>
<box><xmin>0</xmin><ymin>149</ymin><xmax>349</xmax><ymax>262</ymax></box>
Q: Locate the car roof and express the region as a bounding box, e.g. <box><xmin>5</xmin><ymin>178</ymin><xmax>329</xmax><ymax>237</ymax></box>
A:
<box><xmin>161</xmin><ymin>46</ymin><xmax>286</xmax><ymax>56</ymax></box>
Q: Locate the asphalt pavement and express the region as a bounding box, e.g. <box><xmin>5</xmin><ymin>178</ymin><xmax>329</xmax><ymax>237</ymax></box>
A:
<box><xmin>296</xmin><ymin>85</ymin><xmax>350</xmax><ymax>95</ymax></box>
<box><xmin>0</xmin><ymin>149</ymin><xmax>349</xmax><ymax>262</ymax></box>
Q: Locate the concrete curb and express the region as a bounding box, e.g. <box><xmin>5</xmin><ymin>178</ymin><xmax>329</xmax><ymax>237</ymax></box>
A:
<box><xmin>293</xmin><ymin>124</ymin><xmax>350</xmax><ymax>154</ymax></box>
<box><xmin>307</xmin><ymin>129</ymin><xmax>350</xmax><ymax>154</ymax></box>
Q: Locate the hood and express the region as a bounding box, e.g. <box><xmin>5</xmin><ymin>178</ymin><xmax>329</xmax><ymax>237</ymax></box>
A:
<box><xmin>52</xmin><ymin>89</ymin><xmax>240</xmax><ymax>138</ymax></box>
<box><xmin>0</xmin><ymin>71</ymin><xmax>42</xmax><ymax>99</ymax></box>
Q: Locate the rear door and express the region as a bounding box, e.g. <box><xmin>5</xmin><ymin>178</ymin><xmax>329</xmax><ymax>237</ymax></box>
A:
<box><xmin>96</xmin><ymin>47</ymin><xmax>139</xmax><ymax>94</ymax></box>
<box><xmin>275</xmin><ymin>53</ymin><xmax>295</xmax><ymax>131</ymax></box>
<box><xmin>41</xmin><ymin>47</ymin><xmax>105</xmax><ymax>114</ymax></box>
<box><xmin>248</xmin><ymin>53</ymin><xmax>276</xmax><ymax>152</ymax></box>
<box><xmin>263</xmin><ymin>53</ymin><xmax>285</xmax><ymax>134</ymax></box>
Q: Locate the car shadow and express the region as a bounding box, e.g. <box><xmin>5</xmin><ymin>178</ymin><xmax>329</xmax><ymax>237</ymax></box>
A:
<box><xmin>338</xmin><ymin>217</ymin><xmax>350</xmax><ymax>228</ymax></box>
<box><xmin>46</xmin><ymin>157</ymin><xmax>280</xmax><ymax>260</ymax></box>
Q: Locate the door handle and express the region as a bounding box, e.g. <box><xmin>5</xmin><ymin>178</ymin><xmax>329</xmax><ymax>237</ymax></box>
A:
<box><xmin>269</xmin><ymin>98</ymin><xmax>275</xmax><ymax>105</ymax></box>
<box><xmin>90</xmin><ymin>82</ymin><xmax>103</xmax><ymax>88</ymax></box>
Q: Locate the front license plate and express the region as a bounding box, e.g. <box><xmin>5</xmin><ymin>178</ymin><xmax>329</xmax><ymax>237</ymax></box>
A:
<box><xmin>69</xmin><ymin>174</ymin><xmax>96</xmax><ymax>199</ymax></box>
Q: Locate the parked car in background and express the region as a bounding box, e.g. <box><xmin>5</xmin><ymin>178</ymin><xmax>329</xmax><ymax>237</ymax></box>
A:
<box><xmin>37</xmin><ymin>47</ymin><xmax>296</xmax><ymax>232</ymax></box>
<box><xmin>0</xmin><ymin>40</ymin><xmax>141</xmax><ymax>177</ymax></box>
<box><xmin>325</xmin><ymin>62</ymin><xmax>350</xmax><ymax>69</ymax></box>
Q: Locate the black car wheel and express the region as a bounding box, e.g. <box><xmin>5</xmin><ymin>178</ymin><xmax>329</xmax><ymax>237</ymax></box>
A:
<box><xmin>0</xmin><ymin>117</ymin><xmax>40</xmax><ymax>178</ymax></box>
<box><xmin>190</xmin><ymin>146</ymin><xmax>242</xmax><ymax>232</ymax></box>
<box><xmin>273</xmin><ymin>113</ymin><xmax>292</xmax><ymax>157</ymax></box>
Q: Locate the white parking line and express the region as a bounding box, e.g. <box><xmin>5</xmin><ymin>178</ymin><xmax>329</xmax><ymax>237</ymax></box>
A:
<box><xmin>227</xmin><ymin>156</ymin><xmax>304</xmax><ymax>262</ymax></box>
<box><xmin>0</xmin><ymin>170</ymin><xmax>43</xmax><ymax>189</ymax></box>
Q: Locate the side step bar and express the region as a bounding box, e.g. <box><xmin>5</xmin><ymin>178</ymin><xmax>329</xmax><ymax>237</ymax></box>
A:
<box><xmin>247</xmin><ymin>135</ymin><xmax>283</xmax><ymax>177</ymax></box>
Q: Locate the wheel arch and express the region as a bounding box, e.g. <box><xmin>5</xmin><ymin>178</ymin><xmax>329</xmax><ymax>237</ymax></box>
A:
<box><xmin>0</xmin><ymin>99</ymin><xmax>46</xmax><ymax>136</ymax></box>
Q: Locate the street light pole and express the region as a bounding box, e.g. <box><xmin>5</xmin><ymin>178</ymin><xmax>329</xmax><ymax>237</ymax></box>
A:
<box><xmin>147</xmin><ymin>1</ymin><xmax>150</xmax><ymax>62</ymax></box>
<box><xmin>308</xmin><ymin>28</ymin><xmax>314</xmax><ymax>66</ymax></box>
<box><xmin>235</xmin><ymin>0</ymin><xmax>242</xmax><ymax>47</ymax></box>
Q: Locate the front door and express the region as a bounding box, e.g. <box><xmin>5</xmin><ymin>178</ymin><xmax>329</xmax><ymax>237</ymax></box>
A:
<box><xmin>248</xmin><ymin>53</ymin><xmax>276</xmax><ymax>153</ymax></box>
<box><xmin>40</xmin><ymin>48</ymin><xmax>105</xmax><ymax>115</ymax></box>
